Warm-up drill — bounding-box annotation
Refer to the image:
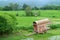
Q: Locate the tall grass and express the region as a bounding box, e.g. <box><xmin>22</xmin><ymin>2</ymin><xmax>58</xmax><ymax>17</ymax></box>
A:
<box><xmin>50</xmin><ymin>24</ymin><xmax>60</xmax><ymax>29</ymax></box>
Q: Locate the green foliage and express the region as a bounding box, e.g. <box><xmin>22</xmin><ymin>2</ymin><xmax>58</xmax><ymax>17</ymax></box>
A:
<box><xmin>3</xmin><ymin>6</ymin><xmax>12</xmax><ymax>11</ymax></box>
<box><xmin>3</xmin><ymin>3</ymin><xmax>19</xmax><ymax>11</ymax></box>
<box><xmin>0</xmin><ymin>3</ymin><xmax>60</xmax><ymax>11</ymax></box>
<box><xmin>16</xmin><ymin>25</ymin><xmax>33</xmax><ymax>32</ymax></box>
<box><xmin>0</xmin><ymin>10</ymin><xmax>60</xmax><ymax>40</ymax></box>
<box><xmin>16</xmin><ymin>13</ymin><xmax>19</xmax><ymax>16</ymax></box>
<box><xmin>0</xmin><ymin>7</ymin><xmax>3</xmax><ymax>11</ymax></box>
<box><xmin>33</xmin><ymin>6</ymin><xmax>39</xmax><ymax>10</ymax></box>
<box><xmin>9</xmin><ymin>3</ymin><xmax>19</xmax><ymax>10</ymax></box>
<box><xmin>50</xmin><ymin>24</ymin><xmax>60</xmax><ymax>29</ymax></box>
<box><xmin>33</xmin><ymin>11</ymin><xmax>40</xmax><ymax>16</ymax></box>
<box><xmin>40</xmin><ymin>5</ymin><xmax>60</xmax><ymax>10</ymax></box>
<box><xmin>25</xmin><ymin>7</ymin><xmax>33</xmax><ymax>16</ymax></box>
<box><xmin>0</xmin><ymin>13</ymin><xmax>16</xmax><ymax>35</ymax></box>
<box><xmin>19</xmin><ymin>26</ymin><xmax>33</xmax><ymax>30</ymax></box>
<box><xmin>25</xmin><ymin>7</ymin><xmax>40</xmax><ymax>16</ymax></box>
<box><xmin>22</xmin><ymin>4</ymin><xmax>29</xmax><ymax>10</ymax></box>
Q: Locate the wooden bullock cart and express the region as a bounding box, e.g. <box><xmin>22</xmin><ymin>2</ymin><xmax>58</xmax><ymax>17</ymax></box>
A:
<box><xmin>33</xmin><ymin>18</ymin><xmax>50</xmax><ymax>33</ymax></box>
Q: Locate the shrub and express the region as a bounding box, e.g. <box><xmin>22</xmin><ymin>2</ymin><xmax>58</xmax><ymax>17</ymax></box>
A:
<box><xmin>52</xmin><ymin>16</ymin><xmax>56</xmax><ymax>18</ymax></box>
<box><xmin>25</xmin><ymin>7</ymin><xmax>40</xmax><ymax>16</ymax></box>
<box><xmin>33</xmin><ymin>12</ymin><xmax>40</xmax><ymax>16</ymax></box>
<box><xmin>19</xmin><ymin>26</ymin><xmax>33</xmax><ymax>32</ymax></box>
<box><xmin>50</xmin><ymin>24</ymin><xmax>60</xmax><ymax>29</ymax></box>
<box><xmin>25</xmin><ymin>7</ymin><xmax>34</xmax><ymax>16</ymax></box>
<box><xmin>16</xmin><ymin>13</ymin><xmax>19</xmax><ymax>16</ymax></box>
<box><xmin>0</xmin><ymin>13</ymin><xmax>16</xmax><ymax>35</ymax></box>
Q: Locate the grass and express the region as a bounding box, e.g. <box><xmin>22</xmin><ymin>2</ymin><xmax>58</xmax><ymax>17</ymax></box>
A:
<box><xmin>0</xmin><ymin>28</ymin><xmax>60</xmax><ymax>40</ymax></box>
<box><xmin>17</xmin><ymin>16</ymin><xmax>60</xmax><ymax>27</ymax></box>
<box><xmin>0</xmin><ymin>10</ymin><xmax>60</xmax><ymax>40</ymax></box>
<box><xmin>0</xmin><ymin>10</ymin><xmax>60</xmax><ymax>17</ymax></box>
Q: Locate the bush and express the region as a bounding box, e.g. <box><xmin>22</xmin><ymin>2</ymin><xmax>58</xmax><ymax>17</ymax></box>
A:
<box><xmin>50</xmin><ymin>24</ymin><xmax>60</xmax><ymax>29</ymax></box>
<box><xmin>52</xmin><ymin>16</ymin><xmax>56</xmax><ymax>18</ymax></box>
<box><xmin>25</xmin><ymin>7</ymin><xmax>40</xmax><ymax>16</ymax></box>
<box><xmin>19</xmin><ymin>26</ymin><xmax>33</xmax><ymax>32</ymax></box>
<box><xmin>25</xmin><ymin>7</ymin><xmax>33</xmax><ymax>16</ymax></box>
<box><xmin>26</xmin><ymin>11</ymin><xmax>33</xmax><ymax>16</ymax></box>
<box><xmin>16</xmin><ymin>13</ymin><xmax>19</xmax><ymax>16</ymax></box>
<box><xmin>33</xmin><ymin>12</ymin><xmax>40</xmax><ymax>16</ymax></box>
<box><xmin>0</xmin><ymin>13</ymin><xmax>16</xmax><ymax>35</ymax></box>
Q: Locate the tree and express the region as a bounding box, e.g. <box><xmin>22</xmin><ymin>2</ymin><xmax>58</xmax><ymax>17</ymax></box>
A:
<box><xmin>25</xmin><ymin>6</ymin><xmax>33</xmax><ymax>16</ymax></box>
<box><xmin>32</xmin><ymin>6</ymin><xmax>39</xmax><ymax>10</ymax></box>
<box><xmin>0</xmin><ymin>13</ymin><xmax>16</xmax><ymax>35</ymax></box>
<box><xmin>3</xmin><ymin>3</ymin><xmax>19</xmax><ymax>11</ymax></box>
<box><xmin>40</xmin><ymin>5</ymin><xmax>60</xmax><ymax>10</ymax></box>
<box><xmin>3</xmin><ymin>6</ymin><xmax>12</xmax><ymax>11</ymax></box>
<box><xmin>14</xmin><ymin>3</ymin><xmax>19</xmax><ymax>10</ymax></box>
<box><xmin>34</xmin><ymin>6</ymin><xmax>39</xmax><ymax>10</ymax></box>
<box><xmin>9</xmin><ymin>3</ymin><xmax>19</xmax><ymax>10</ymax></box>
<box><xmin>0</xmin><ymin>7</ymin><xmax>3</xmax><ymax>11</ymax></box>
<box><xmin>22</xmin><ymin>4</ymin><xmax>29</xmax><ymax>10</ymax></box>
